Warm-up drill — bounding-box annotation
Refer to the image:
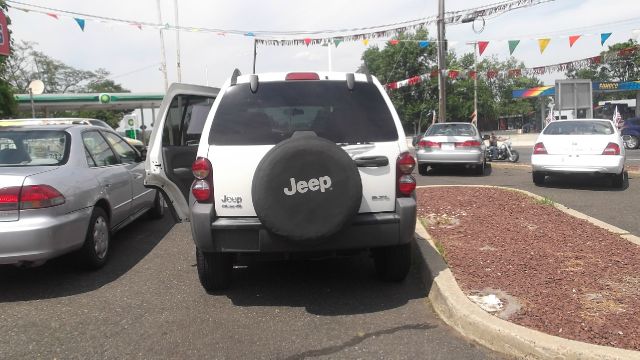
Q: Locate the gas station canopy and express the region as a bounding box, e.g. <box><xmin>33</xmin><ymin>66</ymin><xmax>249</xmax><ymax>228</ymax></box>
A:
<box><xmin>14</xmin><ymin>92</ymin><xmax>164</xmax><ymax>112</ymax></box>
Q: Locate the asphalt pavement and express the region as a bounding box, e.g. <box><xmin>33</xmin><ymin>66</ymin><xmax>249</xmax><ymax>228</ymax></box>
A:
<box><xmin>0</xmin><ymin>215</ymin><xmax>503</xmax><ymax>359</ymax></box>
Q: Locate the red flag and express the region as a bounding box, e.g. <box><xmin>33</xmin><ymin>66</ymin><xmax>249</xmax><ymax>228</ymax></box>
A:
<box><xmin>448</xmin><ymin>70</ymin><xmax>459</xmax><ymax>79</ymax></box>
<box><xmin>46</xmin><ymin>13</ymin><xmax>59</xmax><ymax>19</ymax></box>
<box><xmin>486</xmin><ymin>70</ymin><xmax>498</xmax><ymax>79</ymax></box>
<box><xmin>569</xmin><ymin>35</ymin><xmax>581</xmax><ymax>47</ymax></box>
<box><xmin>304</xmin><ymin>38</ymin><xmax>311</xmax><ymax>46</ymax></box>
<box><xmin>468</xmin><ymin>71</ymin><xmax>477</xmax><ymax>80</ymax></box>
<box><xmin>0</xmin><ymin>10</ymin><xmax>9</xmax><ymax>56</ymax></box>
<box><xmin>478</xmin><ymin>41</ymin><xmax>489</xmax><ymax>56</ymax></box>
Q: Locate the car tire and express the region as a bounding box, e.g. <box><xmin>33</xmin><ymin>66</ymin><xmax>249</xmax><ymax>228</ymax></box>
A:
<box><xmin>509</xmin><ymin>150</ymin><xmax>520</xmax><ymax>163</ymax></box>
<box><xmin>532</xmin><ymin>171</ymin><xmax>545</xmax><ymax>186</ymax></box>
<box><xmin>148</xmin><ymin>191</ymin><xmax>165</xmax><ymax>219</ymax></box>
<box><xmin>418</xmin><ymin>164</ymin><xmax>429</xmax><ymax>176</ymax></box>
<box><xmin>196</xmin><ymin>248</ymin><xmax>233</xmax><ymax>292</ymax></box>
<box><xmin>373</xmin><ymin>242</ymin><xmax>412</xmax><ymax>282</ymax></box>
<box><xmin>78</xmin><ymin>207</ymin><xmax>110</xmax><ymax>269</ymax></box>
<box><xmin>474</xmin><ymin>161</ymin><xmax>485</xmax><ymax>176</ymax></box>
<box><xmin>612</xmin><ymin>170</ymin><xmax>625</xmax><ymax>189</ymax></box>
<box><xmin>623</xmin><ymin>135</ymin><xmax>639</xmax><ymax>150</ymax></box>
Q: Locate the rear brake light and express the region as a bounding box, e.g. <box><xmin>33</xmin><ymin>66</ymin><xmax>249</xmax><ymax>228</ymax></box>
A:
<box><xmin>396</xmin><ymin>152</ymin><xmax>416</xmax><ymax>197</ymax></box>
<box><xmin>602</xmin><ymin>142</ymin><xmax>621</xmax><ymax>155</ymax></box>
<box><xmin>398</xmin><ymin>175</ymin><xmax>416</xmax><ymax>196</ymax></box>
<box><xmin>285</xmin><ymin>72</ymin><xmax>320</xmax><ymax>81</ymax></box>
<box><xmin>397</xmin><ymin>152</ymin><xmax>416</xmax><ymax>174</ymax></box>
<box><xmin>418</xmin><ymin>140</ymin><xmax>440</xmax><ymax>149</ymax></box>
<box><xmin>20</xmin><ymin>185</ymin><xmax>65</xmax><ymax>209</ymax></box>
<box><xmin>192</xmin><ymin>157</ymin><xmax>211</xmax><ymax>180</ymax></box>
<box><xmin>0</xmin><ymin>186</ymin><xmax>20</xmax><ymax>211</ymax></box>
<box><xmin>455</xmin><ymin>140</ymin><xmax>482</xmax><ymax>147</ymax></box>
<box><xmin>191</xmin><ymin>180</ymin><xmax>211</xmax><ymax>202</ymax></box>
<box><xmin>533</xmin><ymin>142</ymin><xmax>547</xmax><ymax>155</ymax></box>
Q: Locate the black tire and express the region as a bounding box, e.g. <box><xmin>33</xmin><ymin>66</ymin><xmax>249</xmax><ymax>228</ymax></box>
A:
<box><xmin>612</xmin><ymin>171</ymin><xmax>625</xmax><ymax>189</ymax></box>
<box><xmin>148</xmin><ymin>191</ymin><xmax>165</xmax><ymax>219</ymax></box>
<box><xmin>252</xmin><ymin>132</ymin><xmax>362</xmax><ymax>242</ymax></box>
<box><xmin>373</xmin><ymin>242</ymin><xmax>412</xmax><ymax>282</ymax></box>
<box><xmin>623</xmin><ymin>135</ymin><xmax>639</xmax><ymax>150</ymax></box>
<box><xmin>78</xmin><ymin>207</ymin><xmax>110</xmax><ymax>269</ymax></box>
<box><xmin>196</xmin><ymin>248</ymin><xmax>233</xmax><ymax>292</ymax></box>
<box><xmin>509</xmin><ymin>150</ymin><xmax>520</xmax><ymax>163</ymax></box>
<box><xmin>418</xmin><ymin>164</ymin><xmax>429</xmax><ymax>176</ymax></box>
<box><xmin>532</xmin><ymin>171</ymin><xmax>545</xmax><ymax>186</ymax></box>
<box><xmin>474</xmin><ymin>161</ymin><xmax>485</xmax><ymax>176</ymax></box>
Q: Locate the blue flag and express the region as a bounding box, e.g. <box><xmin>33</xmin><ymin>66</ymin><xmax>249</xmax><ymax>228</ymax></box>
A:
<box><xmin>600</xmin><ymin>33</ymin><xmax>612</xmax><ymax>46</ymax></box>
<box><xmin>419</xmin><ymin>41</ymin><xmax>430</xmax><ymax>48</ymax></box>
<box><xmin>74</xmin><ymin>18</ymin><xmax>85</xmax><ymax>31</ymax></box>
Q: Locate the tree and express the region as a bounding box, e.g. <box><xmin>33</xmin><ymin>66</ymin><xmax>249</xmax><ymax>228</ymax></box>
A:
<box><xmin>0</xmin><ymin>0</ymin><xmax>17</xmax><ymax>118</ymax></box>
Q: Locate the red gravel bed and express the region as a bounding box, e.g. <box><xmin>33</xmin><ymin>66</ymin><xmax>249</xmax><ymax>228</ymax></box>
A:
<box><xmin>417</xmin><ymin>186</ymin><xmax>640</xmax><ymax>351</ymax></box>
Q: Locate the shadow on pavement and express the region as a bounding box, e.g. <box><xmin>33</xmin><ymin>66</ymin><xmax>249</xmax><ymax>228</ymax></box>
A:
<box><xmin>536</xmin><ymin>172</ymin><xmax>630</xmax><ymax>192</ymax></box>
<box><xmin>222</xmin><ymin>252</ymin><xmax>426</xmax><ymax>316</ymax></box>
<box><xmin>0</xmin><ymin>216</ymin><xmax>174</xmax><ymax>302</ymax></box>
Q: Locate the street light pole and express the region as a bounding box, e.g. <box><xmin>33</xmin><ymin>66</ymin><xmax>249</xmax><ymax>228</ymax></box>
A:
<box><xmin>436</xmin><ymin>0</ymin><xmax>447</xmax><ymax>123</ymax></box>
<box><xmin>156</xmin><ymin>0</ymin><xmax>169</xmax><ymax>91</ymax></box>
<box><xmin>174</xmin><ymin>0</ymin><xmax>182</xmax><ymax>83</ymax></box>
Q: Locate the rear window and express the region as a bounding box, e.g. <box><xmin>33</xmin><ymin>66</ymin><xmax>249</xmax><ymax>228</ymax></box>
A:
<box><xmin>425</xmin><ymin>123</ymin><xmax>477</xmax><ymax>137</ymax></box>
<box><xmin>209</xmin><ymin>81</ymin><xmax>398</xmax><ymax>145</ymax></box>
<box><xmin>0</xmin><ymin>130</ymin><xmax>69</xmax><ymax>167</ymax></box>
<box><xmin>543</xmin><ymin>121</ymin><xmax>614</xmax><ymax>135</ymax></box>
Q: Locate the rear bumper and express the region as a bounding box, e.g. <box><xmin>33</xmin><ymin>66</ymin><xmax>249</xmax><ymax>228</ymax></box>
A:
<box><xmin>190</xmin><ymin>197</ymin><xmax>417</xmax><ymax>253</ymax></box>
<box><xmin>0</xmin><ymin>207</ymin><xmax>91</xmax><ymax>265</ymax></box>
<box><xmin>416</xmin><ymin>149</ymin><xmax>484</xmax><ymax>165</ymax></box>
<box><xmin>532</xmin><ymin>154</ymin><xmax>624</xmax><ymax>175</ymax></box>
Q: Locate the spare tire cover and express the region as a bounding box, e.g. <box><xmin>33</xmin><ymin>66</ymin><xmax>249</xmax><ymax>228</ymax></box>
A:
<box><xmin>252</xmin><ymin>132</ymin><xmax>362</xmax><ymax>242</ymax></box>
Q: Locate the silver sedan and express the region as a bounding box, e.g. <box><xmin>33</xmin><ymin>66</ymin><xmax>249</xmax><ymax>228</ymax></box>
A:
<box><xmin>0</xmin><ymin>124</ymin><xmax>164</xmax><ymax>268</ymax></box>
<box><xmin>415</xmin><ymin>122</ymin><xmax>486</xmax><ymax>175</ymax></box>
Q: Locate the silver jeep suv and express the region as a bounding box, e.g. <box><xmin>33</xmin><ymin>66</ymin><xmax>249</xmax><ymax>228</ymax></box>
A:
<box><xmin>145</xmin><ymin>71</ymin><xmax>417</xmax><ymax>291</ymax></box>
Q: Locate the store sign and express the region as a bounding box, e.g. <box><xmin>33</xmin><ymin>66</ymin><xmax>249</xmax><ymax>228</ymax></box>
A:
<box><xmin>0</xmin><ymin>10</ymin><xmax>10</xmax><ymax>56</ymax></box>
<box><xmin>598</xmin><ymin>82</ymin><xmax>619</xmax><ymax>90</ymax></box>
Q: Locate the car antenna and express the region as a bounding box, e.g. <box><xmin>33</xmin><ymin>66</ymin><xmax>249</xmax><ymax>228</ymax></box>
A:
<box><xmin>230</xmin><ymin>69</ymin><xmax>242</xmax><ymax>86</ymax></box>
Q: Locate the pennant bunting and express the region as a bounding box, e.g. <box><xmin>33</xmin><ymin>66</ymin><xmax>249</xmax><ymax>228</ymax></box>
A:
<box><xmin>304</xmin><ymin>38</ymin><xmax>311</xmax><ymax>46</ymax></box>
<box><xmin>245</xmin><ymin>32</ymin><xmax>255</xmax><ymax>37</ymax></box>
<box><xmin>334</xmin><ymin>38</ymin><xmax>343</xmax><ymax>47</ymax></box>
<box><xmin>74</xmin><ymin>18</ymin><xmax>85</xmax><ymax>31</ymax></box>
<box><xmin>468</xmin><ymin>71</ymin><xmax>477</xmax><ymax>80</ymax></box>
<box><xmin>477</xmin><ymin>41</ymin><xmax>489</xmax><ymax>56</ymax></box>
<box><xmin>419</xmin><ymin>41</ymin><xmax>429</xmax><ymax>48</ymax></box>
<box><xmin>363</xmin><ymin>39</ymin><xmax>369</xmax><ymax>46</ymax></box>
<box><xmin>538</xmin><ymin>38</ymin><xmax>550</xmax><ymax>54</ymax></box>
<box><xmin>46</xmin><ymin>13</ymin><xmax>58</xmax><ymax>19</ymax></box>
<box><xmin>389</xmin><ymin>39</ymin><xmax>399</xmax><ymax>46</ymax></box>
<box><xmin>600</xmin><ymin>32</ymin><xmax>612</xmax><ymax>46</ymax></box>
<box><xmin>508</xmin><ymin>40</ymin><xmax>520</xmax><ymax>55</ymax></box>
<box><xmin>568</xmin><ymin>35</ymin><xmax>580</xmax><ymax>47</ymax></box>
<box><xmin>448</xmin><ymin>70</ymin><xmax>460</xmax><ymax>79</ymax></box>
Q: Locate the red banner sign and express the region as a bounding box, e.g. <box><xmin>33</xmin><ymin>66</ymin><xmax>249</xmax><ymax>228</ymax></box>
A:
<box><xmin>0</xmin><ymin>10</ymin><xmax>10</xmax><ymax>56</ymax></box>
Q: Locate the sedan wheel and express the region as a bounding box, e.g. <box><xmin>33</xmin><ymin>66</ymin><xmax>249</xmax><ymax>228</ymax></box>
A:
<box><xmin>78</xmin><ymin>207</ymin><xmax>110</xmax><ymax>269</ymax></box>
<box><xmin>623</xmin><ymin>135</ymin><xmax>639</xmax><ymax>150</ymax></box>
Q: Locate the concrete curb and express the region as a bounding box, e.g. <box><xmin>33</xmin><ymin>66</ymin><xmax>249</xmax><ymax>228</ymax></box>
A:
<box><xmin>414</xmin><ymin>185</ymin><xmax>640</xmax><ymax>360</ymax></box>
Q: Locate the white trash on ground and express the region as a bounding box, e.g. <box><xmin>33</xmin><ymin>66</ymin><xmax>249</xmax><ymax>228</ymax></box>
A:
<box><xmin>468</xmin><ymin>294</ymin><xmax>504</xmax><ymax>313</ymax></box>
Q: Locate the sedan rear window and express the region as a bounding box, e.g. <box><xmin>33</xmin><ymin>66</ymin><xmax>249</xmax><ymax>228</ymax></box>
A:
<box><xmin>0</xmin><ymin>130</ymin><xmax>69</xmax><ymax>167</ymax></box>
<box><xmin>425</xmin><ymin>123</ymin><xmax>477</xmax><ymax>137</ymax></box>
<box><xmin>543</xmin><ymin>121</ymin><xmax>614</xmax><ymax>135</ymax></box>
<box><xmin>209</xmin><ymin>81</ymin><xmax>398</xmax><ymax>145</ymax></box>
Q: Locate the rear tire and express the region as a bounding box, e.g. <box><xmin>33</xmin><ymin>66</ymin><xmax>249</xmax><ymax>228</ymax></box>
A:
<box><xmin>373</xmin><ymin>242</ymin><xmax>412</xmax><ymax>282</ymax></box>
<box><xmin>532</xmin><ymin>171</ymin><xmax>545</xmax><ymax>186</ymax></box>
<box><xmin>78</xmin><ymin>207</ymin><xmax>110</xmax><ymax>269</ymax></box>
<box><xmin>418</xmin><ymin>164</ymin><xmax>429</xmax><ymax>176</ymax></box>
<box><xmin>196</xmin><ymin>248</ymin><xmax>233</xmax><ymax>292</ymax></box>
<box><xmin>612</xmin><ymin>171</ymin><xmax>624</xmax><ymax>189</ymax></box>
<box><xmin>509</xmin><ymin>150</ymin><xmax>520</xmax><ymax>163</ymax></box>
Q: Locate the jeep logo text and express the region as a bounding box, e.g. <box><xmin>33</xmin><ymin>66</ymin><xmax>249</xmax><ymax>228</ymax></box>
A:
<box><xmin>283</xmin><ymin>176</ymin><xmax>332</xmax><ymax>196</ymax></box>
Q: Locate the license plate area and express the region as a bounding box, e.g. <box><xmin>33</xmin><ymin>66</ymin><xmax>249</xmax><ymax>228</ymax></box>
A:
<box><xmin>442</xmin><ymin>143</ymin><xmax>454</xmax><ymax>151</ymax></box>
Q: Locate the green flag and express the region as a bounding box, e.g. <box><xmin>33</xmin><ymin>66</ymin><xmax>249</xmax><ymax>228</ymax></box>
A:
<box><xmin>508</xmin><ymin>40</ymin><xmax>520</xmax><ymax>55</ymax></box>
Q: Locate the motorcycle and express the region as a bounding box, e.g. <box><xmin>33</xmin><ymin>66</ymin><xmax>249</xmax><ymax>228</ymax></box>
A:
<box><xmin>485</xmin><ymin>138</ymin><xmax>519</xmax><ymax>162</ymax></box>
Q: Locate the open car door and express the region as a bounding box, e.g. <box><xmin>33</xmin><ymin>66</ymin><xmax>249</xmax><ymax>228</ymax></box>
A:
<box><xmin>145</xmin><ymin>83</ymin><xmax>219</xmax><ymax>222</ymax></box>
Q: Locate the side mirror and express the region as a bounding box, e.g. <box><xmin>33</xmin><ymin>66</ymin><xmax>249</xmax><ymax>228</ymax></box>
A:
<box><xmin>482</xmin><ymin>134</ymin><xmax>490</xmax><ymax>140</ymax></box>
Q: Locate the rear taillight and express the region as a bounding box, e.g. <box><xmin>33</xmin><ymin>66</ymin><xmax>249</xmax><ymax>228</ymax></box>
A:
<box><xmin>285</xmin><ymin>72</ymin><xmax>320</xmax><ymax>81</ymax></box>
<box><xmin>455</xmin><ymin>140</ymin><xmax>482</xmax><ymax>147</ymax></box>
<box><xmin>533</xmin><ymin>142</ymin><xmax>548</xmax><ymax>155</ymax></box>
<box><xmin>396</xmin><ymin>152</ymin><xmax>416</xmax><ymax>197</ymax></box>
<box><xmin>418</xmin><ymin>140</ymin><xmax>440</xmax><ymax>149</ymax></box>
<box><xmin>191</xmin><ymin>157</ymin><xmax>213</xmax><ymax>202</ymax></box>
<box><xmin>0</xmin><ymin>186</ymin><xmax>20</xmax><ymax>211</ymax></box>
<box><xmin>602</xmin><ymin>142</ymin><xmax>621</xmax><ymax>155</ymax></box>
<box><xmin>0</xmin><ymin>185</ymin><xmax>65</xmax><ymax>210</ymax></box>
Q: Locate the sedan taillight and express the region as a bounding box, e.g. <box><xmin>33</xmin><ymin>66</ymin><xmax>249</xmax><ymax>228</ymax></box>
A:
<box><xmin>533</xmin><ymin>142</ymin><xmax>548</xmax><ymax>155</ymax></box>
<box><xmin>418</xmin><ymin>140</ymin><xmax>440</xmax><ymax>149</ymax></box>
<box><xmin>0</xmin><ymin>186</ymin><xmax>20</xmax><ymax>211</ymax></box>
<box><xmin>0</xmin><ymin>185</ymin><xmax>65</xmax><ymax>210</ymax></box>
<box><xmin>455</xmin><ymin>140</ymin><xmax>482</xmax><ymax>147</ymax></box>
<box><xmin>602</xmin><ymin>142</ymin><xmax>621</xmax><ymax>155</ymax></box>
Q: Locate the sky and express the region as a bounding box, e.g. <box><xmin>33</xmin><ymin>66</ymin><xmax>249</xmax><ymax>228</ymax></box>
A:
<box><xmin>5</xmin><ymin>0</ymin><xmax>640</xmax><ymax>94</ymax></box>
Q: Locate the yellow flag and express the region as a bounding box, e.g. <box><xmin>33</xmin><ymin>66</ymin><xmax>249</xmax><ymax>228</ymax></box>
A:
<box><xmin>538</xmin><ymin>38</ymin><xmax>551</xmax><ymax>54</ymax></box>
<box><xmin>363</xmin><ymin>39</ymin><xmax>369</xmax><ymax>46</ymax></box>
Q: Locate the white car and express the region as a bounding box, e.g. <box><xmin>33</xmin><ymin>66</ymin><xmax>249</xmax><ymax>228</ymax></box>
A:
<box><xmin>531</xmin><ymin>119</ymin><xmax>626</xmax><ymax>188</ymax></box>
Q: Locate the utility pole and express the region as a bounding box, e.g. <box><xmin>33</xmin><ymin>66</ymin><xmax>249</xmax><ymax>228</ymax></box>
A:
<box><xmin>174</xmin><ymin>0</ymin><xmax>182</xmax><ymax>82</ymax></box>
<box><xmin>156</xmin><ymin>0</ymin><xmax>169</xmax><ymax>91</ymax></box>
<box><xmin>436</xmin><ymin>0</ymin><xmax>447</xmax><ymax>123</ymax></box>
<box><xmin>471</xmin><ymin>42</ymin><xmax>478</xmax><ymax>127</ymax></box>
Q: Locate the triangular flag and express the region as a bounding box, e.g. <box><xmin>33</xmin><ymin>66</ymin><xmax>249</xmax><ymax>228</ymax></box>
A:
<box><xmin>419</xmin><ymin>41</ymin><xmax>429</xmax><ymax>48</ymax></box>
<box><xmin>304</xmin><ymin>38</ymin><xmax>311</xmax><ymax>46</ymax></box>
<box><xmin>362</xmin><ymin>39</ymin><xmax>369</xmax><ymax>46</ymax></box>
<box><xmin>245</xmin><ymin>32</ymin><xmax>255</xmax><ymax>37</ymax></box>
<box><xmin>508</xmin><ymin>40</ymin><xmax>520</xmax><ymax>55</ymax></box>
<box><xmin>478</xmin><ymin>41</ymin><xmax>489</xmax><ymax>56</ymax></box>
<box><xmin>600</xmin><ymin>33</ymin><xmax>612</xmax><ymax>46</ymax></box>
<box><xmin>334</xmin><ymin>38</ymin><xmax>343</xmax><ymax>47</ymax></box>
<box><xmin>569</xmin><ymin>35</ymin><xmax>581</xmax><ymax>47</ymax></box>
<box><xmin>389</xmin><ymin>39</ymin><xmax>399</xmax><ymax>46</ymax></box>
<box><xmin>538</xmin><ymin>38</ymin><xmax>550</xmax><ymax>54</ymax></box>
<box><xmin>74</xmin><ymin>18</ymin><xmax>85</xmax><ymax>31</ymax></box>
<box><xmin>46</xmin><ymin>13</ymin><xmax>58</xmax><ymax>19</ymax></box>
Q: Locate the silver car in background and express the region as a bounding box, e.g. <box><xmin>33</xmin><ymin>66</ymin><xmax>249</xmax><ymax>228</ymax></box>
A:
<box><xmin>0</xmin><ymin>124</ymin><xmax>164</xmax><ymax>268</ymax></box>
<box><xmin>415</xmin><ymin>122</ymin><xmax>486</xmax><ymax>175</ymax></box>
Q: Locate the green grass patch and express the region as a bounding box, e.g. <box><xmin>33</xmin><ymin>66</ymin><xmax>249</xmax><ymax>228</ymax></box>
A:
<box><xmin>534</xmin><ymin>197</ymin><xmax>555</xmax><ymax>206</ymax></box>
